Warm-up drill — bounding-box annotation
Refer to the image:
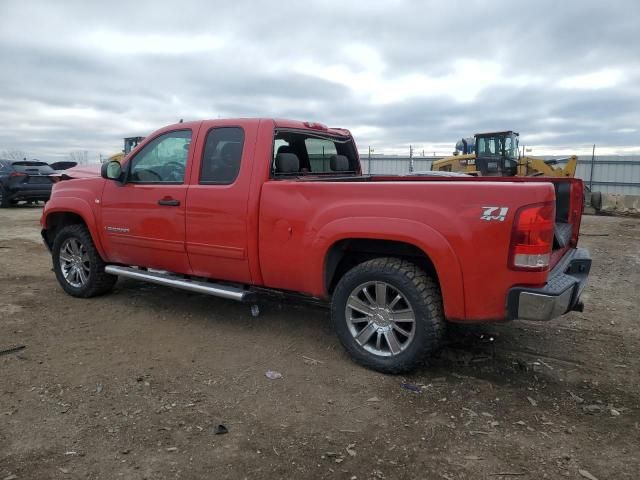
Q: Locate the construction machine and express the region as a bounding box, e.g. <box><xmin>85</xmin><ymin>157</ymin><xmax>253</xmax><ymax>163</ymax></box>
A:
<box><xmin>431</xmin><ymin>130</ymin><xmax>577</xmax><ymax>177</ymax></box>
<box><xmin>107</xmin><ymin>136</ymin><xmax>145</xmax><ymax>163</ymax></box>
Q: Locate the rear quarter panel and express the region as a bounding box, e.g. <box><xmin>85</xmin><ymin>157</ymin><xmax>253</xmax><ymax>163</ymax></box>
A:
<box><xmin>258</xmin><ymin>180</ymin><xmax>555</xmax><ymax>321</ymax></box>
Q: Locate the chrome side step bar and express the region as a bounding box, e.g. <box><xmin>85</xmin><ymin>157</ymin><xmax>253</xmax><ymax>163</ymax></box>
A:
<box><xmin>104</xmin><ymin>265</ymin><xmax>256</xmax><ymax>303</ymax></box>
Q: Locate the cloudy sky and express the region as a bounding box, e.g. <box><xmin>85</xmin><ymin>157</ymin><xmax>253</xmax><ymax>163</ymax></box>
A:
<box><xmin>1</xmin><ymin>0</ymin><xmax>639</xmax><ymax>162</ymax></box>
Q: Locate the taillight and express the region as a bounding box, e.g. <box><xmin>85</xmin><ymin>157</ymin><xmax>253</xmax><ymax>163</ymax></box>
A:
<box><xmin>9</xmin><ymin>172</ymin><xmax>27</xmax><ymax>178</ymax></box>
<box><xmin>509</xmin><ymin>202</ymin><xmax>555</xmax><ymax>271</ymax></box>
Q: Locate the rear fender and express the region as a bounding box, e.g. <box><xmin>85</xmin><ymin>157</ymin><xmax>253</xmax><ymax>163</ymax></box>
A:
<box><xmin>313</xmin><ymin>217</ymin><xmax>465</xmax><ymax>320</ymax></box>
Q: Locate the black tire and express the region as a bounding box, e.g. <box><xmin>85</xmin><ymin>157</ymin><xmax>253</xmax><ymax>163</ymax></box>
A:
<box><xmin>52</xmin><ymin>224</ymin><xmax>117</xmax><ymax>298</ymax></box>
<box><xmin>0</xmin><ymin>187</ymin><xmax>11</xmax><ymax>208</ymax></box>
<box><xmin>590</xmin><ymin>190</ymin><xmax>601</xmax><ymax>210</ymax></box>
<box><xmin>331</xmin><ymin>257</ymin><xmax>445</xmax><ymax>374</ymax></box>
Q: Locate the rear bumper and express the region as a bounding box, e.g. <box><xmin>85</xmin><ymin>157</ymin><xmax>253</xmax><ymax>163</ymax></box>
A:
<box><xmin>507</xmin><ymin>248</ymin><xmax>591</xmax><ymax>321</ymax></box>
<box><xmin>7</xmin><ymin>184</ymin><xmax>52</xmax><ymax>200</ymax></box>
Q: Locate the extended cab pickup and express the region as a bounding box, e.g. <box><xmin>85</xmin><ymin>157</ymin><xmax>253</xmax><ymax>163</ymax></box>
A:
<box><xmin>41</xmin><ymin>119</ymin><xmax>591</xmax><ymax>373</ymax></box>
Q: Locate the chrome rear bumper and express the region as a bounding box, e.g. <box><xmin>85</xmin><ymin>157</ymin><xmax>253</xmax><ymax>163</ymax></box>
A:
<box><xmin>507</xmin><ymin>248</ymin><xmax>591</xmax><ymax>321</ymax></box>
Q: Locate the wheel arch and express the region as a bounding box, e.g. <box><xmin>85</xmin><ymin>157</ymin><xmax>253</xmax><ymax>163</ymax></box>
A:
<box><xmin>316</xmin><ymin>217</ymin><xmax>465</xmax><ymax>320</ymax></box>
<box><xmin>42</xmin><ymin>202</ymin><xmax>106</xmax><ymax>259</ymax></box>
<box><xmin>325</xmin><ymin>238</ymin><xmax>439</xmax><ymax>292</ymax></box>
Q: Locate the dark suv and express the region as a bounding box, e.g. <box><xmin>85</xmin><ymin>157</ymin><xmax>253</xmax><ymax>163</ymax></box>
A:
<box><xmin>0</xmin><ymin>159</ymin><xmax>55</xmax><ymax>207</ymax></box>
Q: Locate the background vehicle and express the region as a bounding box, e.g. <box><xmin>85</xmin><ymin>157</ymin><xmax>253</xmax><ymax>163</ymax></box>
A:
<box><xmin>0</xmin><ymin>159</ymin><xmax>55</xmax><ymax>207</ymax></box>
<box><xmin>41</xmin><ymin>119</ymin><xmax>590</xmax><ymax>373</ymax></box>
<box><xmin>431</xmin><ymin>130</ymin><xmax>578</xmax><ymax>178</ymax></box>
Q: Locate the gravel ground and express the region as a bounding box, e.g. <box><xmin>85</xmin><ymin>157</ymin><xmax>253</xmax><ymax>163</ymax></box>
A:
<box><xmin>1</xmin><ymin>206</ymin><xmax>639</xmax><ymax>480</ymax></box>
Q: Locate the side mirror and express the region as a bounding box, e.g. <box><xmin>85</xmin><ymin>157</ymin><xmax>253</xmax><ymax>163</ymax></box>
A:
<box><xmin>101</xmin><ymin>160</ymin><xmax>122</xmax><ymax>180</ymax></box>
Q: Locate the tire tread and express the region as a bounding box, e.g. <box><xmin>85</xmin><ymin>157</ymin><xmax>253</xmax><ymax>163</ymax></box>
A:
<box><xmin>331</xmin><ymin>257</ymin><xmax>445</xmax><ymax>374</ymax></box>
<box><xmin>52</xmin><ymin>224</ymin><xmax>117</xmax><ymax>298</ymax></box>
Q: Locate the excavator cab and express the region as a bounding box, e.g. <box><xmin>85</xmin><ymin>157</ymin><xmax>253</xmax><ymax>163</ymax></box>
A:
<box><xmin>473</xmin><ymin>131</ymin><xmax>519</xmax><ymax>176</ymax></box>
<box><xmin>123</xmin><ymin>136</ymin><xmax>145</xmax><ymax>155</ymax></box>
<box><xmin>107</xmin><ymin>136</ymin><xmax>146</xmax><ymax>163</ymax></box>
<box><xmin>431</xmin><ymin>130</ymin><xmax>577</xmax><ymax>178</ymax></box>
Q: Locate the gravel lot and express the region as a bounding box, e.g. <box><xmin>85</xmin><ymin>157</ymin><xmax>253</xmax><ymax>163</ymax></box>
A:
<box><xmin>1</xmin><ymin>206</ymin><xmax>639</xmax><ymax>480</ymax></box>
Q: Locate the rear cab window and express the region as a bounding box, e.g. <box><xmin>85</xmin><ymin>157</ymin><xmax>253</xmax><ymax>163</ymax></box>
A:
<box><xmin>272</xmin><ymin>130</ymin><xmax>358</xmax><ymax>178</ymax></box>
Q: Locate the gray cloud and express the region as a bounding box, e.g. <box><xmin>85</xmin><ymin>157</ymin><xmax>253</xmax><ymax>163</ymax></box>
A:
<box><xmin>0</xmin><ymin>0</ymin><xmax>639</xmax><ymax>161</ymax></box>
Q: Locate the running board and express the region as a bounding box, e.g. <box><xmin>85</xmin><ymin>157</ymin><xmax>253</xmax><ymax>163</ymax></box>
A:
<box><xmin>104</xmin><ymin>265</ymin><xmax>256</xmax><ymax>303</ymax></box>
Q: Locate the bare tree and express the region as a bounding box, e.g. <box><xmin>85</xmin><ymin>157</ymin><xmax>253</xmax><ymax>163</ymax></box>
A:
<box><xmin>1</xmin><ymin>149</ymin><xmax>28</xmax><ymax>161</ymax></box>
<box><xmin>68</xmin><ymin>150</ymin><xmax>89</xmax><ymax>166</ymax></box>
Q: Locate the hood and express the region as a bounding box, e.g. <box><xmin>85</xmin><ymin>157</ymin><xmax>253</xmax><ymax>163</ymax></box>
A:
<box><xmin>57</xmin><ymin>164</ymin><xmax>102</xmax><ymax>180</ymax></box>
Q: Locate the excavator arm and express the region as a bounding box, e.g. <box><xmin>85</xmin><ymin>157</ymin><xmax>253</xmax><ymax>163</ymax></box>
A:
<box><xmin>519</xmin><ymin>155</ymin><xmax>578</xmax><ymax>177</ymax></box>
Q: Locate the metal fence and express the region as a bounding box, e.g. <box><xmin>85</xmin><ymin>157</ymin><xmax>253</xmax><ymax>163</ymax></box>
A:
<box><xmin>359</xmin><ymin>155</ymin><xmax>640</xmax><ymax>195</ymax></box>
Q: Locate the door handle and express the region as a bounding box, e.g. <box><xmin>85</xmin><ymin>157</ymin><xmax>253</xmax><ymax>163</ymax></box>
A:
<box><xmin>158</xmin><ymin>198</ymin><xmax>180</xmax><ymax>206</ymax></box>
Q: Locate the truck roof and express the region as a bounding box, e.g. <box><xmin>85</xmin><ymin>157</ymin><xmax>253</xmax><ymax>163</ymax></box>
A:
<box><xmin>160</xmin><ymin>118</ymin><xmax>351</xmax><ymax>138</ymax></box>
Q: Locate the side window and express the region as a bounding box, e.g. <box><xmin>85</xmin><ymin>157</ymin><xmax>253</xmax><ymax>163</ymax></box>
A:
<box><xmin>305</xmin><ymin>138</ymin><xmax>337</xmax><ymax>173</ymax></box>
<box><xmin>478</xmin><ymin>137</ymin><xmax>496</xmax><ymax>156</ymax></box>
<box><xmin>200</xmin><ymin>127</ymin><xmax>244</xmax><ymax>184</ymax></box>
<box><xmin>129</xmin><ymin>130</ymin><xmax>191</xmax><ymax>183</ymax></box>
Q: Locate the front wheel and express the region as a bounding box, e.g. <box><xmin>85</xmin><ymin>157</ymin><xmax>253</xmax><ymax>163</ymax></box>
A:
<box><xmin>331</xmin><ymin>257</ymin><xmax>445</xmax><ymax>374</ymax></box>
<box><xmin>52</xmin><ymin>224</ymin><xmax>117</xmax><ymax>297</ymax></box>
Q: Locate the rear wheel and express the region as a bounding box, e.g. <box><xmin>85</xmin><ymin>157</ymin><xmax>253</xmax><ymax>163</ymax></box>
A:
<box><xmin>331</xmin><ymin>257</ymin><xmax>445</xmax><ymax>373</ymax></box>
<box><xmin>52</xmin><ymin>224</ymin><xmax>117</xmax><ymax>297</ymax></box>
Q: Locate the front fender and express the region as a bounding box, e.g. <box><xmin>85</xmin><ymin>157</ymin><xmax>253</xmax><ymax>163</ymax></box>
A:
<box><xmin>312</xmin><ymin>217</ymin><xmax>465</xmax><ymax>320</ymax></box>
<box><xmin>42</xmin><ymin>195</ymin><xmax>106</xmax><ymax>260</ymax></box>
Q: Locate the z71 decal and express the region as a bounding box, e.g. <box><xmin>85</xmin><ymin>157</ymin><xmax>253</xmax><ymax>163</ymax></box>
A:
<box><xmin>481</xmin><ymin>206</ymin><xmax>509</xmax><ymax>221</ymax></box>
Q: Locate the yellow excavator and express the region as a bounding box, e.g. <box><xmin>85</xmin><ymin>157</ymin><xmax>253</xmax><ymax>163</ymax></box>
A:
<box><xmin>107</xmin><ymin>136</ymin><xmax>145</xmax><ymax>163</ymax></box>
<box><xmin>431</xmin><ymin>130</ymin><xmax>577</xmax><ymax>177</ymax></box>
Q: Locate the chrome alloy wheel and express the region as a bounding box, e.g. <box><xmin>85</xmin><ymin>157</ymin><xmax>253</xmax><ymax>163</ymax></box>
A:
<box><xmin>345</xmin><ymin>281</ymin><xmax>416</xmax><ymax>357</ymax></box>
<box><xmin>59</xmin><ymin>237</ymin><xmax>90</xmax><ymax>288</ymax></box>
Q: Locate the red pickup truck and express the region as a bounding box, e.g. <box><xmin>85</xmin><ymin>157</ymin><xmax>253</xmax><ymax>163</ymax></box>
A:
<box><xmin>41</xmin><ymin>118</ymin><xmax>591</xmax><ymax>373</ymax></box>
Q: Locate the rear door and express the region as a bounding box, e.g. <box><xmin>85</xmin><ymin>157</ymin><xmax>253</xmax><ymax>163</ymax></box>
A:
<box><xmin>99</xmin><ymin>127</ymin><xmax>198</xmax><ymax>274</ymax></box>
<box><xmin>184</xmin><ymin>120</ymin><xmax>259</xmax><ymax>283</ymax></box>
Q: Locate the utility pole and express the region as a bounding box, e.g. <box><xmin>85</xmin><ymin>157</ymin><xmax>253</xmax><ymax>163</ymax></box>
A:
<box><xmin>368</xmin><ymin>146</ymin><xmax>373</xmax><ymax>174</ymax></box>
<box><xmin>589</xmin><ymin>144</ymin><xmax>596</xmax><ymax>191</ymax></box>
<box><xmin>409</xmin><ymin>145</ymin><xmax>414</xmax><ymax>173</ymax></box>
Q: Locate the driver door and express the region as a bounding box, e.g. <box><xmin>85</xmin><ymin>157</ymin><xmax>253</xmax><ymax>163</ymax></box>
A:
<box><xmin>99</xmin><ymin>128</ymin><xmax>196</xmax><ymax>274</ymax></box>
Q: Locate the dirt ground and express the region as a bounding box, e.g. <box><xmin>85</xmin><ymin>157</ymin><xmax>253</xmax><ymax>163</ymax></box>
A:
<box><xmin>1</xmin><ymin>206</ymin><xmax>639</xmax><ymax>480</ymax></box>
